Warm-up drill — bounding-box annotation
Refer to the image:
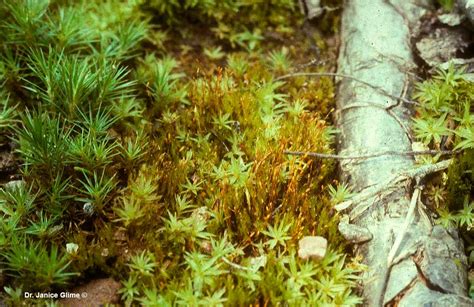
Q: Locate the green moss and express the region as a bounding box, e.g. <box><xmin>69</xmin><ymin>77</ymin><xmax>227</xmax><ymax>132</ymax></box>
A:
<box><xmin>0</xmin><ymin>0</ymin><xmax>362</xmax><ymax>305</ymax></box>
<box><xmin>447</xmin><ymin>150</ymin><xmax>474</xmax><ymax>210</ymax></box>
<box><xmin>412</xmin><ymin>65</ymin><xmax>474</xmax><ymax>298</ymax></box>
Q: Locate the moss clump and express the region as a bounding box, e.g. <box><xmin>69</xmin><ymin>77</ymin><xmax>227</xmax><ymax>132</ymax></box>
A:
<box><xmin>0</xmin><ymin>0</ymin><xmax>362</xmax><ymax>305</ymax></box>
<box><xmin>144</xmin><ymin>0</ymin><xmax>300</xmax><ymax>37</ymax></box>
<box><xmin>412</xmin><ymin>65</ymin><xmax>474</xmax><ymax>298</ymax></box>
<box><xmin>446</xmin><ymin>150</ymin><xmax>474</xmax><ymax>210</ymax></box>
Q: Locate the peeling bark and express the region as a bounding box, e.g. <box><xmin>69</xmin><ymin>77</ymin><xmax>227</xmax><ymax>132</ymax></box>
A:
<box><xmin>335</xmin><ymin>0</ymin><xmax>473</xmax><ymax>306</ymax></box>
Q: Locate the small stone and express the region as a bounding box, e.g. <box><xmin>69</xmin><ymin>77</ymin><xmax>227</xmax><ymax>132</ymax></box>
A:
<box><xmin>4</xmin><ymin>180</ymin><xmax>24</xmax><ymax>189</ymax></box>
<box><xmin>59</xmin><ymin>278</ymin><xmax>121</xmax><ymax>307</ymax></box>
<box><xmin>83</xmin><ymin>202</ymin><xmax>94</xmax><ymax>215</ymax></box>
<box><xmin>438</xmin><ymin>13</ymin><xmax>463</xmax><ymax>26</ymax></box>
<box><xmin>66</xmin><ymin>243</ymin><xmax>79</xmax><ymax>256</ymax></box>
<box><xmin>298</xmin><ymin>236</ymin><xmax>327</xmax><ymax>261</ymax></box>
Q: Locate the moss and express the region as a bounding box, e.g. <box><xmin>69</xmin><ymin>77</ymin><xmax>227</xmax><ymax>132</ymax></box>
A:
<box><xmin>0</xmin><ymin>0</ymin><xmax>363</xmax><ymax>305</ymax></box>
<box><xmin>447</xmin><ymin>150</ymin><xmax>474</xmax><ymax>210</ymax></box>
<box><xmin>412</xmin><ymin>65</ymin><xmax>474</xmax><ymax>298</ymax></box>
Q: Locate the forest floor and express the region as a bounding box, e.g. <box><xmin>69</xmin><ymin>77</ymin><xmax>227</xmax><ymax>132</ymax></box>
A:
<box><xmin>0</xmin><ymin>1</ymin><xmax>367</xmax><ymax>306</ymax></box>
<box><xmin>0</xmin><ymin>1</ymin><xmax>473</xmax><ymax>306</ymax></box>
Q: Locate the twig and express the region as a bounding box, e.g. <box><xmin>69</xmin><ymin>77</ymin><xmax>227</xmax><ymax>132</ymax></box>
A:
<box><xmin>322</xmin><ymin>5</ymin><xmax>341</xmax><ymax>13</ymax></box>
<box><xmin>377</xmin><ymin>186</ymin><xmax>421</xmax><ymax>307</ymax></box>
<box><xmin>284</xmin><ymin>149</ymin><xmax>458</xmax><ymax>160</ymax></box>
<box><xmin>296</xmin><ymin>58</ymin><xmax>319</xmax><ymax>69</ymax></box>
<box><xmin>335</xmin><ymin>159</ymin><xmax>452</xmax><ymax>214</ymax></box>
<box><xmin>275</xmin><ymin>72</ymin><xmax>419</xmax><ymax>105</ymax></box>
<box><xmin>222</xmin><ymin>257</ymin><xmax>251</xmax><ymax>271</ymax></box>
<box><xmin>387</xmin><ymin>187</ymin><xmax>421</xmax><ymax>265</ymax></box>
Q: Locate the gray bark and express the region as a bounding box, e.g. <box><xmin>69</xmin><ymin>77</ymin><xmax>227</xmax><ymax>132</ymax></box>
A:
<box><xmin>336</xmin><ymin>0</ymin><xmax>473</xmax><ymax>306</ymax></box>
<box><xmin>458</xmin><ymin>0</ymin><xmax>474</xmax><ymax>25</ymax></box>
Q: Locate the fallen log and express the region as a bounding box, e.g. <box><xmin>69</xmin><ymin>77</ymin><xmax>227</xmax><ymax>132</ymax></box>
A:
<box><xmin>335</xmin><ymin>0</ymin><xmax>473</xmax><ymax>306</ymax></box>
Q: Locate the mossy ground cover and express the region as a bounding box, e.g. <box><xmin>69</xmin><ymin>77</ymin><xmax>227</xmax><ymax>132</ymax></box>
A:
<box><xmin>411</xmin><ymin>65</ymin><xmax>474</xmax><ymax>297</ymax></box>
<box><xmin>0</xmin><ymin>0</ymin><xmax>365</xmax><ymax>306</ymax></box>
<box><xmin>1</xmin><ymin>0</ymin><xmax>474</xmax><ymax>305</ymax></box>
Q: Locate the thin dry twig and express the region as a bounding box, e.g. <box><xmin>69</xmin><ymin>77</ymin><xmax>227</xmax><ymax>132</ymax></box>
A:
<box><xmin>335</xmin><ymin>159</ymin><xmax>452</xmax><ymax>214</ymax></box>
<box><xmin>222</xmin><ymin>257</ymin><xmax>251</xmax><ymax>271</ymax></box>
<box><xmin>275</xmin><ymin>72</ymin><xmax>419</xmax><ymax>105</ymax></box>
<box><xmin>377</xmin><ymin>185</ymin><xmax>422</xmax><ymax>307</ymax></box>
<box><xmin>284</xmin><ymin>149</ymin><xmax>458</xmax><ymax>160</ymax></box>
<box><xmin>387</xmin><ymin>187</ymin><xmax>421</xmax><ymax>265</ymax></box>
